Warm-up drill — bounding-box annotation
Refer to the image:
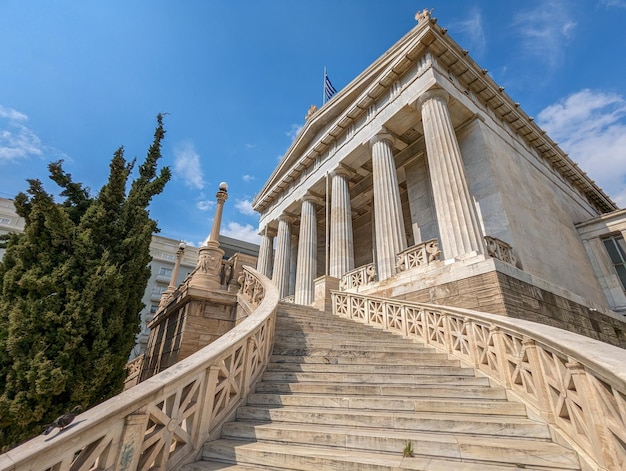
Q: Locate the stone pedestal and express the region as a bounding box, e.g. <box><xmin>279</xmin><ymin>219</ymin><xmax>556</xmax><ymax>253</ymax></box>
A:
<box><xmin>312</xmin><ymin>275</ymin><xmax>340</xmax><ymax>312</ymax></box>
<box><xmin>187</xmin><ymin>241</ymin><xmax>225</xmax><ymax>290</ymax></box>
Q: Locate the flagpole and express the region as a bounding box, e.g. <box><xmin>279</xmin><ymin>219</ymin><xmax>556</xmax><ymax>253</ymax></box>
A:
<box><xmin>322</xmin><ymin>66</ymin><xmax>327</xmax><ymax>105</ymax></box>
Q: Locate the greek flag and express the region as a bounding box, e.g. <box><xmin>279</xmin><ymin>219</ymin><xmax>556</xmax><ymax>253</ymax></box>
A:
<box><xmin>323</xmin><ymin>72</ymin><xmax>337</xmax><ymax>104</ymax></box>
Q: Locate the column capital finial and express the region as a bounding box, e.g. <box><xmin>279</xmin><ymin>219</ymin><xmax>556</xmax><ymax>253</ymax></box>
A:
<box><xmin>278</xmin><ymin>212</ymin><xmax>295</xmax><ymax>224</ymax></box>
<box><xmin>330</xmin><ymin>163</ymin><xmax>354</xmax><ymax>179</ymax></box>
<box><xmin>416</xmin><ymin>88</ymin><xmax>450</xmax><ymax>109</ymax></box>
<box><xmin>258</xmin><ymin>225</ymin><xmax>277</xmax><ymax>238</ymax></box>
<box><xmin>301</xmin><ymin>191</ymin><xmax>324</xmax><ymax>206</ymax></box>
<box><xmin>369</xmin><ymin>130</ymin><xmax>395</xmax><ymax>149</ymax></box>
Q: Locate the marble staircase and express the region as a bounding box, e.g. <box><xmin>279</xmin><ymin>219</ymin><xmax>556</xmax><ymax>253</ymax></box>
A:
<box><xmin>183</xmin><ymin>303</ymin><xmax>581</xmax><ymax>470</ymax></box>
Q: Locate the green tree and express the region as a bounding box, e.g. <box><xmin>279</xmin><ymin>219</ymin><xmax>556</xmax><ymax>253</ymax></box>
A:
<box><xmin>0</xmin><ymin>114</ymin><xmax>171</xmax><ymax>450</ymax></box>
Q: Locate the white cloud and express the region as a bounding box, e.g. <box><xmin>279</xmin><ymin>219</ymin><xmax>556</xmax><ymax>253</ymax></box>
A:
<box><xmin>0</xmin><ymin>105</ymin><xmax>27</xmax><ymax>121</ymax></box>
<box><xmin>286</xmin><ymin>123</ymin><xmax>303</xmax><ymax>141</ymax></box>
<box><xmin>601</xmin><ymin>0</ymin><xmax>626</xmax><ymax>7</ymax></box>
<box><xmin>173</xmin><ymin>141</ymin><xmax>205</xmax><ymax>190</ymax></box>
<box><xmin>537</xmin><ymin>89</ymin><xmax>626</xmax><ymax>207</ymax></box>
<box><xmin>245</xmin><ymin>143</ymin><xmax>257</xmax><ymax>149</ymax></box>
<box><xmin>451</xmin><ymin>7</ymin><xmax>486</xmax><ymax>56</ymax></box>
<box><xmin>243</xmin><ymin>174</ymin><xmax>255</xmax><ymax>182</ymax></box>
<box><xmin>512</xmin><ymin>1</ymin><xmax>576</xmax><ymax>70</ymax></box>
<box><xmin>221</xmin><ymin>221</ymin><xmax>261</xmax><ymax>244</ymax></box>
<box><xmin>196</xmin><ymin>199</ymin><xmax>216</xmax><ymax>212</ymax></box>
<box><xmin>235</xmin><ymin>198</ymin><xmax>256</xmax><ymax>216</ymax></box>
<box><xmin>0</xmin><ymin>105</ymin><xmax>44</xmax><ymax>162</ymax></box>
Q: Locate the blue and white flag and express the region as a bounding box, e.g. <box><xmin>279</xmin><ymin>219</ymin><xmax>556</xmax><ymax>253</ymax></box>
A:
<box><xmin>323</xmin><ymin>72</ymin><xmax>337</xmax><ymax>104</ymax></box>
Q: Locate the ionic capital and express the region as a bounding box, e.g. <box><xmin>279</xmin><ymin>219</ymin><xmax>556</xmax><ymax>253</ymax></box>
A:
<box><xmin>416</xmin><ymin>88</ymin><xmax>450</xmax><ymax>109</ymax></box>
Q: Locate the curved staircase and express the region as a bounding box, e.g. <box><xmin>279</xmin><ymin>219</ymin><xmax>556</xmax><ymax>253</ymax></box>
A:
<box><xmin>184</xmin><ymin>303</ymin><xmax>581</xmax><ymax>470</ymax></box>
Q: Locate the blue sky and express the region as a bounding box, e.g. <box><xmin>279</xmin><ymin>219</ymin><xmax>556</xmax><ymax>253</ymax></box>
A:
<box><xmin>2</xmin><ymin>1</ymin><xmax>626</xmax><ymax>246</ymax></box>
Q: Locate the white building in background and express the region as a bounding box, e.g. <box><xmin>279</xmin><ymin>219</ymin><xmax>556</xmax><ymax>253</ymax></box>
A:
<box><xmin>0</xmin><ymin>197</ymin><xmax>26</xmax><ymax>260</ymax></box>
<box><xmin>0</xmin><ymin>197</ymin><xmax>259</xmax><ymax>357</ymax></box>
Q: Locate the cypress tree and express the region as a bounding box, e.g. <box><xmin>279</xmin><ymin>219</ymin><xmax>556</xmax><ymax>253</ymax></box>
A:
<box><xmin>0</xmin><ymin>114</ymin><xmax>171</xmax><ymax>450</ymax></box>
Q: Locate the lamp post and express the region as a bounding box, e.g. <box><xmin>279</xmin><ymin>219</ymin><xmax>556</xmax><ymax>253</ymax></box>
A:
<box><xmin>159</xmin><ymin>242</ymin><xmax>186</xmax><ymax>309</ymax></box>
<box><xmin>188</xmin><ymin>182</ymin><xmax>228</xmax><ymax>290</ymax></box>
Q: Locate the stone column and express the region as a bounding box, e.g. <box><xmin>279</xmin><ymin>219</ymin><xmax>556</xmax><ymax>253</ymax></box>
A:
<box><xmin>329</xmin><ymin>166</ymin><xmax>355</xmax><ymax>278</ymax></box>
<box><xmin>417</xmin><ymin>88</ymin><xmax>484</xmax><ymax>259</ymax></box>
<box><xmin>272</xmin><ymin>214</ymin><xmax>293</xmax><ymax>299</ymax></box>
<box><xmin>159</xmin><ymin>242</ymin><xmax>186</xmax><ymax>309</ymax></box>
<box><xmin>256</xmin><ymin>226</ymin><xmax>275</xmax><ymax>278</ymax></box>
<box><xmin>370</xmin><ymin>131</ymin><xmax>407</xmax><ymax>280</ymax></box>
<box><xmin>295</xmin><ymin>194</ymin><xmax>321</xmax><ymax>304</ymax></box>
<box><xmin>188</xmin><ymin>183</ymin><xmax>228</xmax><ymax>290</ymax></box>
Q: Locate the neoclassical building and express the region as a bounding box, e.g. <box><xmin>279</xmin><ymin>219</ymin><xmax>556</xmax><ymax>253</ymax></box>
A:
<box><xmin>253</xmin><ymin>10</ymin><xmax>626</xmax><ymax>346</ymax></box>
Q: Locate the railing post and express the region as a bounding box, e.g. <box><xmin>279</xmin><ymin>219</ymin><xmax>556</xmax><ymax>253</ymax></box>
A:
<box><xmin>195</xmin><ymin>365</ymin><xmax>221</xmax><ymax>447</ymax></box>
<box><xmin>567</xmin><ymin>360</ymin><xmax>615</xmax><ymax>470</ymax></box>
<box><xmin>522</xmin><ymin>338</ymin><xmax>553</xmax><ymax>422</ymax></box>
<box><xmin>114</xmin><ymin>408</ymin><xmax>149</xmax><ymax>471</ymax></box>
<box><xmin>243</xmin><ymin>337</ymin><xmax>257</xmax><ymax>395</ymax></box>
<box><xmin>489</xmin><ymin>326</ymin><xmax>511</xmax><ymax>387</ymax></box>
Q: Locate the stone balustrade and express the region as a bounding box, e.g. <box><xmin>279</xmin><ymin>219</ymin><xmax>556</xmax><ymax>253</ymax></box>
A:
<box><xmin>395</xmin><ymin>238</ymin><xmax>441</xmax><ymax>272</ymax></box>
<box><xmin>484</xmin><ymin>235</ymin><xmax>517</xmax><ymax>266</ymax></box>
<box><xmin>0</xmin><ymin>266</ymin><xmax>279</xmax><ymax>471</ymax></box>
<box><xmin>124</xmin><ymin>354</ymin><xmax>144</xmax><ymax>389</ymax></box>
<box><xmin>339</xmin><ymin>263</ymin><xmax>377</xmax><ymax>290</ymax></box>
<box><xmin>331</xmin><ymin>290</ymin><xmax>626</xmax><ymax>470</ymax></box>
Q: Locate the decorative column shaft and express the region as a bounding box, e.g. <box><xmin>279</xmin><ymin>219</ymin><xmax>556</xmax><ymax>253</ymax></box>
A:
<box><xmin>272</xmin><ymin>214</ymin><xmax>292</xmax><ymax>299</ymax></box>
<box><xmin>370</xmin><ymin>132</ymin><xmax>407</xmax><ymax>280</ymax></box>
<box><xmin>418</xmin><ymin>89</ymin><xmax>484</xmax><ymax>259</ymax></box>
<box><xmin>188</xmin><ymin>183</ymin><xmax>228</xmax><ymax>290</ymax></box>
<box><xmin>329</xmin><ymin>167</ymin><xmax>355</xmax><ymax>278</ymax></box>
<box><xmin>256</xmin><ymin>226</ymin><xmax>275</xmax><ymax>278</ymax></box>
<box><xmin>159</xmin><ymin>243</ymin><xmax>186</xmax><ymax>309</ymax></box>
<box><xmin>295</xmin><ymin>195</ymin><xmax>320</xmax><ymax>304</ymax></box>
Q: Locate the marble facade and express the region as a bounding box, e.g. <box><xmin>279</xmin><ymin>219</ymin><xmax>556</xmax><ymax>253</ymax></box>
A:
<box><xmin>252</xmin><ymin>11</ymin><xmax>626</xmax><ymax>339</ymax></box>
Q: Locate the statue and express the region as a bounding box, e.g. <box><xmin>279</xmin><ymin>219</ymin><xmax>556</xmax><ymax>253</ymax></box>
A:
<box><xmin>305</xmin><ymin>104</ymin><xmax>318</xmax><ymax>120</ymax></box>
<box><xmin>415</xmin><ymin>8</ymin><xmax>434</xmax><ymax>23</ymax></box>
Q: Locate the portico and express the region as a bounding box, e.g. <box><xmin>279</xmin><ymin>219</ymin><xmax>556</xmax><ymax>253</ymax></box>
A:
<box><xmin>252</xmin><ymin>10</ymin><xmax>622</xmax><ymax>348</ymax></box>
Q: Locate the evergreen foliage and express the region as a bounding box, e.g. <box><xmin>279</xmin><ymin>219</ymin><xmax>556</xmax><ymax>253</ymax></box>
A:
<box><xmin>0</xmin><ymin>115</ymin><xmax>171</xmax><ymax>450</ymax></box>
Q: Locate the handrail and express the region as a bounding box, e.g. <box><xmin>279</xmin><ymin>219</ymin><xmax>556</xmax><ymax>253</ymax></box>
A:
<box><xmin>331</xmin><ymin>291</ymin><xmax>626</xmax><ymax>470</ymax></box>
<box><xmin>0</xmin><ymin>266</ymin><xmax>279</xmax><ymax>471</ymax></box>
<box><xmin>340</xmin><ymin>263</ymin><xmax>377</xmax><ymax>290</ymax></box>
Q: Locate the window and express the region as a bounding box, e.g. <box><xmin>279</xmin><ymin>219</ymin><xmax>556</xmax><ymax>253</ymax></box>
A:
<box><xmin>150</xmin><ymin>304</ymin><xmax>159</xmax><ymax>314</ymax></box>
<box><xmin>161</xmin><ymin>252</ymin><xmax>175</xmax><ymax>261</ymax></box>
<box><xmin>0</xmin><ymin>218</ymin><xmax>11</xmax><ymax>225</ymax></box>
<box><xmin>603</xmin><ymin>234</ymin><xmax>626</xmax><ymax>291</ymax></box>
<box><xmin>152</xmin><ymin>286</ymin><xmax>167</xmax><ymax>295</ymax></box>
<box><xmin>159</xmin><ymin>267</ymin><xmax>173</xmax><ymax>276</ymax></box>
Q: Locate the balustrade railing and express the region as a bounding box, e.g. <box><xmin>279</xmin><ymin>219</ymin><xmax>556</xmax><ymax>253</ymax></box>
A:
<box><xmin>340</xmin><ymin>263</ymin><xmax>377</xmax><ymax>290</ymax></box>
<box><xmin>124</xmin><ymin>354</ymin><xmax>144</xmax><ymax>389</ymax></box>
<box><xmin>395</xmin><ymin>238</ymin><xmax>441</xmax><ymax>272</ymax></box>
<box><xmin>332</xmin><ymin>291</ymin><xmax>626</xmax><ymax>470</ymax></box>
<box><xmin>484</xmin><ymin>235</ymin><xmax>517</xmax><ymax>266</ymax></box>
<box><xmin>0</xmin><ymin>266</ymin><xmax>279</xmax><ymax>471</ymax></box>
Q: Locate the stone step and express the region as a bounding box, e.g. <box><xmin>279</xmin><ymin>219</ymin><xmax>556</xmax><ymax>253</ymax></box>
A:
<box><xmin>271</xmin><ymin>345</ymin><xmax>436</xmax><ymax>357</ymax></box>
<box><xmin>261</xmin><ymin>368</ymin><xmax>476</xmax><ymax>383</ymax></box>
<box><xmin>266</xmin><ymin>358</ymin><xmax>460</xmax><ymax>372</ymax></box>
<box><xmin>235</xmin><ymin>406</ymin><xmax>551</xmax><ymax>438</ymax></box>
<box><xmin>272</xmin><ymin>342</ymin><xmax>435</xmax><ymax>353</ymax></box>
<box><xmin>253</xmin><ymin>381</ymin><xmax>501</xmax><ymax>398</ymax></box>
<box><xmin>219</xmin><ymin>422</ymin><xmax>580</xmax><ymax>469</ymax></box>
<box><xmin>269</xmin><ymin>351</ymin><xmax>449</xmax><ymax>364</ymax></box>
<box><xmin>246</xmin><ymin>393</ymin><xmax>526</xmax><ymax>415</ymax></box>
<box><xmin>200</xmin><ymin>439</ymin><xmax>577</xmax><ymax>470</ymax></box>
